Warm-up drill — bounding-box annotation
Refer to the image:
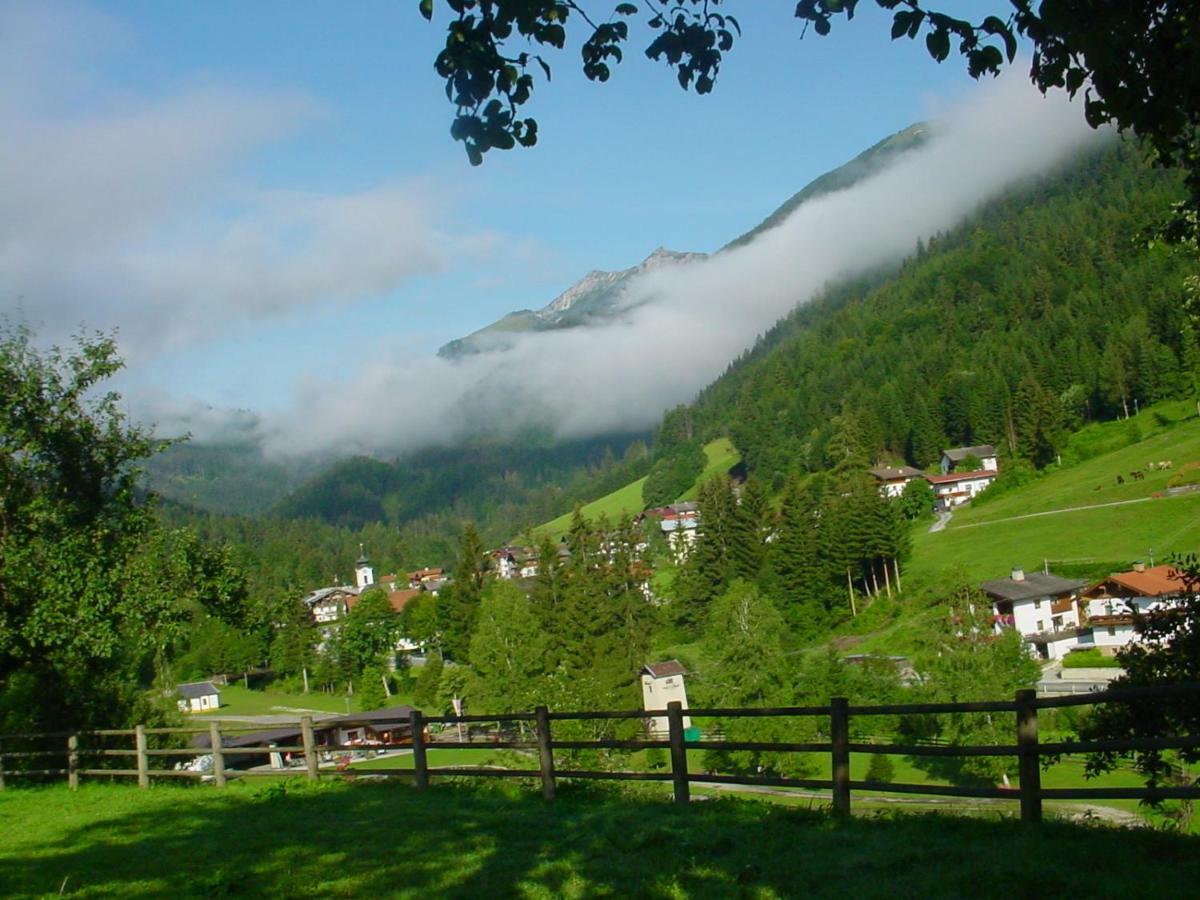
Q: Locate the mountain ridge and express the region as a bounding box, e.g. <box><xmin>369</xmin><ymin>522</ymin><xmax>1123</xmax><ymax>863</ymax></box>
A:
<box><xmin>437</xmin><ymin>122</ymin><xmax>929</xmax><ymax>359</ymax></box>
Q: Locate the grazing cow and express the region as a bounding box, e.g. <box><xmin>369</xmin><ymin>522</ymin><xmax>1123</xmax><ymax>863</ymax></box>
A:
<box><xmin>1131</xmin><ymin>470</ymin><xmax>1145</xmax><ymax>481</ymax></box>
<box><xmin>1116</xmin><ymin>474</ymin><xmax>1125</xmax><ymax>485</ymax></box>
<box><xmin>1162</xmin><ymin>460</ymin><xmax>1173</xmax><ymax>470</ymax></box>
<box><xmin>1148</xmin><ymin>461</ymin><xmax>1159</xmax><ymax>471</ymax></box>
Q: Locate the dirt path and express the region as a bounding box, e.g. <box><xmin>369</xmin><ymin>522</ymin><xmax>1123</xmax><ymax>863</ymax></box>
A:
<box><xmin>694</xmin><ymin>780</ymin><xmax>1145</xmax><ymax>826</ymax></box>
<box><xmin>950</xmin><ymin>495</ymin><xmax>1158</xmax><ymax>530</ymax></box>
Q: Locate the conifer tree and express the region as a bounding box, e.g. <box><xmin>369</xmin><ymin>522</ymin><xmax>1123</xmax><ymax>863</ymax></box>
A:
<box><xmin>440</xmin><ymin>521</ymin><xmax>486</xmax><ymax>662</ymax></box>
<box><xmin>729</xmin><ymin>477</ymin><xmax>771</xmax><ymax>582</ymax></box>
<box><xmin>770</xmin><ymin>479</ymin><xmax>829</xmax><ymax>632</ymax></box>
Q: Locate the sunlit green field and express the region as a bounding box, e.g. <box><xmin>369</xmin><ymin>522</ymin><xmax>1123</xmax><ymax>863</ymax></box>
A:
<box><xmin>536</xmin><ymin>438</ymin><xmax>741</xmax><ymax>538</ymax></box>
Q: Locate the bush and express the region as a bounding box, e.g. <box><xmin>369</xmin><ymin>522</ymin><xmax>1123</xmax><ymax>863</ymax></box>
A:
<box><xmin>865</xmin><ymin>752</ymin><xmax>895</xmax><ymax>783</ymax></box>
<box><xmin>1062</xmin><ymin>649</ymin><xmax>1122</xmax><ymax>668</ymax></box>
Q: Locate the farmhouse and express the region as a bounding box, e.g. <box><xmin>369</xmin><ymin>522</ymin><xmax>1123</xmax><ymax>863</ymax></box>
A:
<box><xmin>643</xmin><ymin>502</ymin><xmax>700</xmax><ymax>561</ymax></box>
<box><xmin>176</xmin><ymin>681</ymin><xmax>221</xmax><ymax>713</ymax></box>
<box><xmin>981</xmin><ymin>567</ymin><xmax>1088</xmax><ymax>660</ymax></box>
<box><xmin>488</xmin><ymin>546</ymin><xmax>539</xmax><ymax>580</ymax></box>
<box><xmin>641</xmin><ymin>660</ymin><xmax>691</xmax><ymax>737</ymax></box>
<box><xmin>940</xmin><ymin>444</ymin><xmax>998</xmax><ymax>474</ymax></box>
<box><xmin>1079</xmin><ymin>563</ymin><xmax>1189</xmax><ymax>654</ymax></box>
<box><xmin>925</xmin><ymin>469</ymin><xmax>998</xmax><ymax>510</ymax></box>
<box><xmin>869</xmin><ymin>465</ymin><xmax>925</xmax><ymax>499</ymax></box>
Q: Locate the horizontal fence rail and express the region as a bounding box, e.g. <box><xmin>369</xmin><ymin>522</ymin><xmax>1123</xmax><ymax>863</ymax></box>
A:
<box><xmin>2</xmin><ymin>684</ymin><xmax>1198</xmax><ymax>822</ymax></box>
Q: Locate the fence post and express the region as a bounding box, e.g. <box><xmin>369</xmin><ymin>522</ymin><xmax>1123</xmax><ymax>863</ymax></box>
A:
<box><xmin>135</xmin><ymin>725</ymin><xmax>149</xmax><ymax>789</ymax></box>
<box><xmin>67</xmin><ymin>734</ymin><xmax>79</xmax><ymax>790</ymax></box>
<box><xmin>535</xmin><ymin>705</ymin><xmax>556</xmax><ymax>802</ymax></box>
<box><xmin>301</xmin><ymin>716</ymin><xmax>319</xmax><ymax>781</ymax></box>
<box><xmin>830</xmin><ymin>697</ymin><xmax>851</xmax><ymax>817</ymax></box>
<box><xmin>1016</xmin><ymin>688</ymin><xmax>1042</xmax><ymax>823</ymax></box>
<box><xmin>209</xmin><ymin>721</ymin><xmax>226</xmax><ymax>788</ymax></box>
<box><xmin>410</xmin><ymin>710</ymin><xmax>429</xmax><ymax>791</ymax></box>
<box><xmin>0</xmin><ymin>737</ymin><xmax>5</xmax><ymax>790</ymax></box>
<box><xmin>667</xmin><ymin>700</ymin><xmax>690</xmax><ymax>805</ymax></box>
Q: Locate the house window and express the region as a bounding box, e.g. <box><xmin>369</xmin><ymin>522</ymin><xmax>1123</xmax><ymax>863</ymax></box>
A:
<box><xmin>1036</xmin><ymin>620</ymin><xmax>1045</xmax><ymax>632</ymax></box>
<box><xmin>1107</xmin><ymin>627</ymin><xmax>1116</xmax><ymax>637</ymax></box>
<box><xmin>1034</xmin><ymin>599</ymin><xmax>1042</xmax><ymax>609</ymax></box>
<box><xmin>1052</xmin><ymin>616</ymin><xmax>1063</xmax><ymax>630</ymax></box>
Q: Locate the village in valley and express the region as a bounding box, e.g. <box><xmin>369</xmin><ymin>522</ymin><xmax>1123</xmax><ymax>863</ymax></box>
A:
<box><xmin>168</xmin><ymin>437</ymin><xmax>1191</xmax><ymax>778</ymax></box>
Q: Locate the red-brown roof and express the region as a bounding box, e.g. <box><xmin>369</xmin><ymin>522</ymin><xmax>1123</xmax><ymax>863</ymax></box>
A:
<box><xmin>1103</xmin><ymin>564</ymin><xmax>1188</xmax><ymax>598</ymax></box>
<box><xmin>346</xmin><ymin>588</ymin><xmax>421</xmax><ymax>613</ymax></box>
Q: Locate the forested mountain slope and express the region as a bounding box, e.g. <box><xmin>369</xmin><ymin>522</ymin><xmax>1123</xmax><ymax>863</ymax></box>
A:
<box><xmin>680</xmin><ymin>142</ymin><xmax>1199</xmax><ymax>486</ymax></box>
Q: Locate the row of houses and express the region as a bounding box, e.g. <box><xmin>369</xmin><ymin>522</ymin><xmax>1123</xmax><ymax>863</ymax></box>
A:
<box><xmin>982</xmin><ymin>562</ymin><xmax>1189</xmax><ymax>660</ymax></box>
<box><xmin>871</xmin><ymin>444</ymin><xmax>1000</xmax><ymax>510</ymax></box>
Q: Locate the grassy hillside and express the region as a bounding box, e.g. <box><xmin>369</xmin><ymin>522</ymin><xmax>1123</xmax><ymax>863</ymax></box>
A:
<box><xmin>3</xmin><ymin>782</ymin><xmax>1197</xmax><ymax>897</ymax></box>
<box><xmin>905</xmin><ymin>401</ymin><xmax>1200</xmax><ymax>594</ymax></box>
<box><xmin>534</xmin><ymin>438</ymin><xmax>740</xmax><ymax>538</ymax></box>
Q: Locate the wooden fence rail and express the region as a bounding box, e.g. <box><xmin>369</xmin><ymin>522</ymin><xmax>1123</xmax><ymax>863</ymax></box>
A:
<box><xmin>1</xmin><ymin>685</ymin><xmax>1197</xmax><ymax>822</ymax></box>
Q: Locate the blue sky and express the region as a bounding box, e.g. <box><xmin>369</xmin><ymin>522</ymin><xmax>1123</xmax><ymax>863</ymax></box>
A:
<box><xmin>3</xmin><ymin>0</ymin><xmax>1080</xmax><ymax>448</ymax></box>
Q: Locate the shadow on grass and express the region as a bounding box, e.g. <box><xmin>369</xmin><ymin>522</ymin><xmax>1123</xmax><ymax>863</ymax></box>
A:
<box><xmin>2</xmin><ymin>778</ymin><xmax>1199</xmax><ymax>898</ymax></box>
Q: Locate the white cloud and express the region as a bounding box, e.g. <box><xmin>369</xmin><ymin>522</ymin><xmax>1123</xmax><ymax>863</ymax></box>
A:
<box><xmin>0</xmin><ymin>0</ymin><xmax>480</xmax><ymax>359</ymax></box>
<box><xmin>255</xmin><ymin>71</ymin><xmax>1110</xmax><ymax>456</ymax></box>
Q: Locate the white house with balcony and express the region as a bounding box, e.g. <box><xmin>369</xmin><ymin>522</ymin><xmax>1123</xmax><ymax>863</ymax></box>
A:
<box><xmin>925</xmin><ymin>469</ymin><xmax>998</xmax><ymax>510</ymax></box>
<box><xmin>981</xmin><ymin>567</ymin><xmax>1088</xmax><ymax>660</ymax></box>
<box><xmin>1079</xmin><ymin>563</ymin><xmax>1188</xmax><ymax>654</ymax></box>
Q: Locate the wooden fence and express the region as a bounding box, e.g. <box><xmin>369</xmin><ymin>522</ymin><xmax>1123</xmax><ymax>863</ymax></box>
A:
<box><xmin>2</xmin><ymin>684</ymin><xmax>1197</xmax><ymax>822</ymax></box>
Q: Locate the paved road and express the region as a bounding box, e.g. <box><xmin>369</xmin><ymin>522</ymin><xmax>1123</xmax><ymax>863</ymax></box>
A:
<box><xmin>929</xmin><ymin>511</ymin><xmax>952</xmax><ymax>533</ymax></box>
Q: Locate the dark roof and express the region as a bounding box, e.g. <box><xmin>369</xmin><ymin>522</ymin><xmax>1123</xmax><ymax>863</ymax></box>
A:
<box><xmin>643</xmin><ymin>660</ymin><xmax>687</xmax><ymax>678</ymax></box>
<box><xmin>980</xmin><ymin>571</ymin><xmax>1086</xmax><ymax>602</ymax></box>
<box><xmin>944</xmin><ymin>445</ymin><xmax>997</xmax><ymax>461</ymax></box>
<box><xmin>177</xmin><ymin>681</ymin><xmax>220</xmax><ymax>699</ymax></box>
<box><xmin>192</xmin><ymin>727</ymin><xmax>301</xmax><ymax>750</ymax></box>
<box><xmin>869</xmin><ymin>465</ymin><xmax>923</xmax><ymax>480</ymax></box>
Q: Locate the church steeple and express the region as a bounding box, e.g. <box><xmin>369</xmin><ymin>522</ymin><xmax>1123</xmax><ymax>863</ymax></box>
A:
<box><xmin>354</xmin><ymin>544</ymin><xmax>375</xmax><ymax>590</ymax></box>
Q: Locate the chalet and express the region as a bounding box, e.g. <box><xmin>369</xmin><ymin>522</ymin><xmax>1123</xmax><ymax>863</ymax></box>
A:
<box><xmin>641</xmin><ymin>660</ymin><xmax>691</xmax><ymax>737</ymax></box>
<box><xmin>940</xmin><ymin>444</ymin><xmax>998</xmax><ymax>475</ymax></box>
<box><xmin>644</xmin><ymin>502</ymin><xmax>700</xmax><ymax>561</ymax></box>
<box><xmin>925</xmin><ymin>469</ymin><xmax>998</xmax><ymax>510</ymax></box>
<box><xmin>869</xmin><ymin>465</ymin><xmax>925</xmax><ymax>499</ymax></box>
<box><xmin>176</xmin><ymin>681</ymin><xmax>221</xmax><ymax>713</ymax></box>
<box><xmin>981</xmin><ymin>567</ymin><xmax>1088</xmax><ymax>660</ymax></box>
<box><xmin>331</xmin><ymin>705</ymin><xmax>417</xmax><ymax>749</ymax></box>
<box><xmin>408</xmin><ymin>567</ymin><xmax>444</xmax><ymax>589</ymax></box>
<box><xmin>1079</xmin><ymin>563</ymin><xmax>1189</xmax><ymax>654</ymax></box>
<box><xmin>488</xmin><ymin>546</ymin><xmax>538</xmax><ymax>580</ymax></box>
<box><xmin>303</xmin><ymin>586</ymin><xmax>358</xmax><ymax>624</ymax></box>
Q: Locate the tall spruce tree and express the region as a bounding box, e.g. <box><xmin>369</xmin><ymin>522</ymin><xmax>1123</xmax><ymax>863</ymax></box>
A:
<box><xmin>440</xmin><ymin>522</ymin><xmax>486</xmax><ymax>662</ymax></box>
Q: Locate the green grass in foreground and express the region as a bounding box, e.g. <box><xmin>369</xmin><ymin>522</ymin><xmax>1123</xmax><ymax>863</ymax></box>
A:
<box><xmin>2</xmin><ymin>781</ymin><xmax>1197</xmax><ymax>898</ymax></box>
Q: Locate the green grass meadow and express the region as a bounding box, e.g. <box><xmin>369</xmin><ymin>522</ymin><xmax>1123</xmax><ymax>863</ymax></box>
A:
<box><xmin>907</xmin><ymin>405</ymin><xmax>1200</xmax><ymax>593</ymax></box>
<box><xmin>3</xmin><ymin>780</ymin><xmax>1197</xmax><ymax>898</ymax></box>
<box><xmin>535</xmin><ymin>438</ymin><xmax>741</xmax><ymax>538</ymax></box>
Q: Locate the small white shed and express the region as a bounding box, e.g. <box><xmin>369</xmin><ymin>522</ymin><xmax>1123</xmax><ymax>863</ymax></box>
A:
<box><xmin>641</xmin><ymin>660</ymin><xmax>691</xmax><ymax>737</ymax></box>
<box><xmin>177</xmin><ymin>681</ymin><xmax>221</xmax><ymax>714</ymax></box>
